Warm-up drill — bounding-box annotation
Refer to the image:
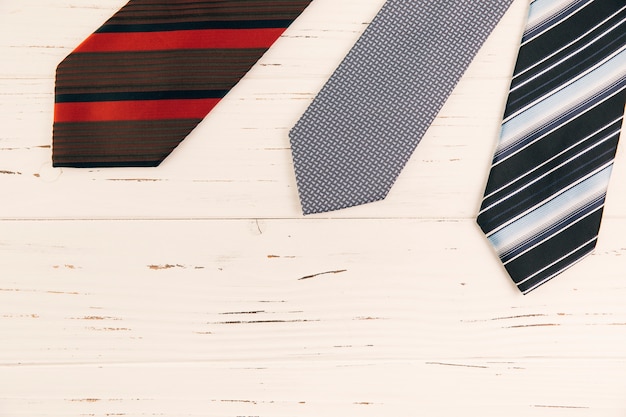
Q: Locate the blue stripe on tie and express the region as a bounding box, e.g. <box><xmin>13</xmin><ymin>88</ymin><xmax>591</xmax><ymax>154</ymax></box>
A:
<box><xmin>494</xmin><ymin>83</ymin><xmax>625</xmax><ymax>164</ymax></box>
<box><xmin>499</xmin><ymin>194</ymin><xmax>605</xmax><ymax>263</ymax></box>
<box><xmin>487</xmin><ymin>163</ymin><xmax>613</xmax><ymax>251</ymax></box>
<box><xmin>523</xmin><ymin>0</ymin><xmax>595</xmax><ymax>42</ymax></box>
<box><xmin>502</xmin><ymin>46</ymin><xmax>626</xmax><ymax>132</ymax></box>
<box><xmin>480</xmin><ymin>127</ymin><xmax>620</xmax><ymax>227</ymax></box>
<box><xmin>494</xmin><ymin>48</ymin><xmax>626</xmax><ymax>163</ymax></box>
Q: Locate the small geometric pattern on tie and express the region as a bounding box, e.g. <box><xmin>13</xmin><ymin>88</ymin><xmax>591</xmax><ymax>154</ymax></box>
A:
<box><xmin>289</xmin><ymin>0</ymin><xmax>515</xmax><ymax>214</ymax></box>
<box><xmin>477</xmin><ymin>0</ymin><xmax>626</xmax><ymax>293</ymax></box>
<box><xmin>52</xmin><ymin>0</ymin><xmax>312</xmax><ymax>167</ymax></box>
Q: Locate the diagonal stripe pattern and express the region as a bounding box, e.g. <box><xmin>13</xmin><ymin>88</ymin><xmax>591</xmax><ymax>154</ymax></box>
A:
<box><xmin>53</xmin><ymin>0</ymin><xmax>312</xmax><ymax>167</ymax></box>
<box><xmin>477</xmin><ymin>0</ymin><xmax>626</xmax><ymax>293</ymax></box>
<box><xmin>289</xmin><ymin>0</ymin><xmax>515</xmax><ymax>215</ymax></box>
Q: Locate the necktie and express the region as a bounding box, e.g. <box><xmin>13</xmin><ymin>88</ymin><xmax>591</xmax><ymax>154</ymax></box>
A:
<box><xmin>477</xmin><ymin>0</ymin><xmax>626</xmax><ymax>293</ymax></box>
<box><xmin>289</xmin><ymin>0</ymin><xmax>516</xmax><ymax>215</ymax></box>
<box><xmin>52</xmin><ymin>0</ymin><xmax>312</xmax><ymax>167</ymax></box>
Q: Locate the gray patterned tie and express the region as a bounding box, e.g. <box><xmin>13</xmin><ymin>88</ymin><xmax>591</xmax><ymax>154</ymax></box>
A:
<box><xmin>290</xmin><ymin>0</ymin><xmax>516</xmax><ymax>214</ymax></box>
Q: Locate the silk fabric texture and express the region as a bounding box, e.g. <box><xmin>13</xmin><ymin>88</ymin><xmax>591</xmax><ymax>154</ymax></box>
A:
<box><xmin>52</xmin><ymin>0</ymin><xmax>312</xmax><ymax>167</ymax></box>
<box><xmin>477</xmin><ymin>0</ymin><xmax>626</xmax><ymax>293</ymax></box>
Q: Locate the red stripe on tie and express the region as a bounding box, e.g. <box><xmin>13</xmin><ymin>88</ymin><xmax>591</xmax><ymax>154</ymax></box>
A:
<box><xmin>54</xmin><ymin>98</ymin><xmax>221</xmax><ymax>122</ymax></box>
<box><xmin>74</xmin><ymin>28</ymin><xmax>287</xmax><ymax>53</ymax></box>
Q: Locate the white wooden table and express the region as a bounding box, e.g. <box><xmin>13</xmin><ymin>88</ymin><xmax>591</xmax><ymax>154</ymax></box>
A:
<box><xmin>2</xmin><ymin>1</ymin><xmax>626</xmax><ymax>415</ymax></box>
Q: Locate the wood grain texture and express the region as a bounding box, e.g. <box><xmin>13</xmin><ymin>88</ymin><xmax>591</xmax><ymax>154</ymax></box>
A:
<box><xmin>2</xmin><ymin>0</ymin><xmax>626</xmax><ymax>416</ymax></box>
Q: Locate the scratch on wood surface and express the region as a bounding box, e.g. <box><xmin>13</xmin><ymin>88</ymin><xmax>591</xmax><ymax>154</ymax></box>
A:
<box><xmin>334</xmin><ymin>344</ymin><xmax>374</xmax><ymax>348</ymax></box>
<box><xmin>67</xmin><ymin>399</ymin><xmax>101</xmax><ymax>402</ymax></box>
<box><xmin>426</xmin><ymin>362</ymin><xmax>488</xmax><ymax>369</ymax></box>
<box><xmin>267</xmin><ymin>254</ymin><xmax>296</xmax><ymax>259</ymax></box>
<box><xmin>220</xmin><ymin>311</ymin><xmax>265</xmax><ymax>315</ymax></box>
<box><xmin>70</xmin><ymin>316</ymin><xmax>122</xmax><ymax>321</ymax></box>
<box><xmin>212</xmin><ymin>319</ymin><xmax>319</xmax><ymax>325</ymax></box>
<box><xmin>485</xmin><ymin>361</ymin><xmax>526</xmax><ymax>370</ymax></box>
<box><xmin>106</xmin><ymin>178</ymin><xmax>163</xmax><ymax>182</ymax></box>
<box><xmin>298</xmin><ymin>269</ymin><xmax>347</xmax><ymax>280</ymax></box>
<box><xmin>0</xmin><ymin>170</ymin><xmax>21</xmax><ymax>175</ymax></box>
<box><xmin>86</xmin><ymin>327</ymin><xmax>131</xmax><ymax>331</ymax></box>
<box><xmin>462</xmin><ymin>313</ymin><xmax>548</xmax><ymax>323</ymax></box>
<box><xmin>148</xmin><ymin>264</ymin><xmax>185</xmax><ymax>270</ymax></box>
<box><xmin>53</xmin><ymin>264</ymin><xmax>79</xmax><ymax>269</ymax></box>
<box><xmin>506</xmin><ymin>323</ymin><xmax>560</xmax><ymax>329</ymax></box>
<box><xmin>533</xmin><ymin>405</ymin><xmax>589</xmax><ymax>409</ymax></box>
<box><xmin>47</xmin><ymin>290</ymin><xmax>81</xmax><ymax>295</ymax></box>
<box><xmin>492</xmin><ymin>314</ymin><xmax>548</xmax><ymax>321</ymax></box>
<box><xmin>1</xmin><ymin>145</ymin><xmax>50</xmax><ymax>151</ymax></box>
<box><xmin>2</xmin><ymin>314</ymin><xmax>39</xmax><ymax>318</ymax></box>
<box><xmin>219</xmin><ymin>399</ymin><xmax>258</xmax><ymax>404</ymax></box>
<box><xmin>0</xmin><ymin>288</ymin><xmax>81</xmax><ymax>295</ymax></box>
<box><xmin>147</xmin><ymin>263</ymin><xmax>205</xmax><ymax>270</ymax></box>
<box><xmin>67</xmin><ymin>398</ymin><xmax>133</xmax><ymax>403</ymax></box>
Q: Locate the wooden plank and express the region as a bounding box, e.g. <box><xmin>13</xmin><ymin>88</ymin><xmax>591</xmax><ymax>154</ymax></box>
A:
<box><xmin>3</xmin><ymin>360</ymin><xmax>625</xmax><ymax>417</ymax></box>
<box><xmin>2</xmin><ymin>218</ymin><xmax>626</xmax><ymax>366</ymax></box>
<box><xmin>3</xmin><ymin>0</ymin><xmax>626</xmax><ymax>416</ymax></box>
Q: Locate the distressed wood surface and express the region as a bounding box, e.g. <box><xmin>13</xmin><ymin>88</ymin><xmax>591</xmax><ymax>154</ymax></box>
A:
<box><xmin>2</xmin><ymin>0</ymin><xmax>626</xmax><ymax>416</ymax></box>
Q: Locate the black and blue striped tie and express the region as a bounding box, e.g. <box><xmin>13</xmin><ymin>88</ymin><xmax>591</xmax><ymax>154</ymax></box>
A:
<box><xmin>477</xmin><ymin>0</ymin><xmax>626</xmax><ymax>293</ymax></box>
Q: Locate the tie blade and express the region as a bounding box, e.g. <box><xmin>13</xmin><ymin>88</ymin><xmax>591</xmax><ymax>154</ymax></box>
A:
<box><xmin>478</xmin><ymin>0</ymin><xmax>626</xmax><ymax>291</ymax></box>
<box><xmin>290</xmin><ymin>0</ymin><xmax>515</xmax><ymax>214</ymax></box>
<box><xmin>52</xmin><ymin>0</ymin><xmax>313</xmax><ymax>167</ymax></box>
<box><xmin>52</xmin><ymin>119</ymin><xmax>203</xmax><ymax>168</ymax></box>
<box><xmin>478</xmin><ymin>186</ymin><xmax>606</xmax><ymax>293</ymax></box>
<box><xmin>290</xmin><ymin>127</ymin><xmax>394</xmax><ymax>214</ymax></box>
<box><xmin>505</xmin><ymin>231</ymin><xmax>599</xmax><ymax>294</ymax></box>
<box><xmin>52</xmin><ymin>47</ymin><xmax>230</xmax><ymax>167</ymax></box>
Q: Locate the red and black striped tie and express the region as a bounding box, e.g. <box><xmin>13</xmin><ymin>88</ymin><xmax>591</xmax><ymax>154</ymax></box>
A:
<box><xmin>52</xmin><ymin>0</ymin><xmax>312</xmax><ymax>167</ymax></box>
